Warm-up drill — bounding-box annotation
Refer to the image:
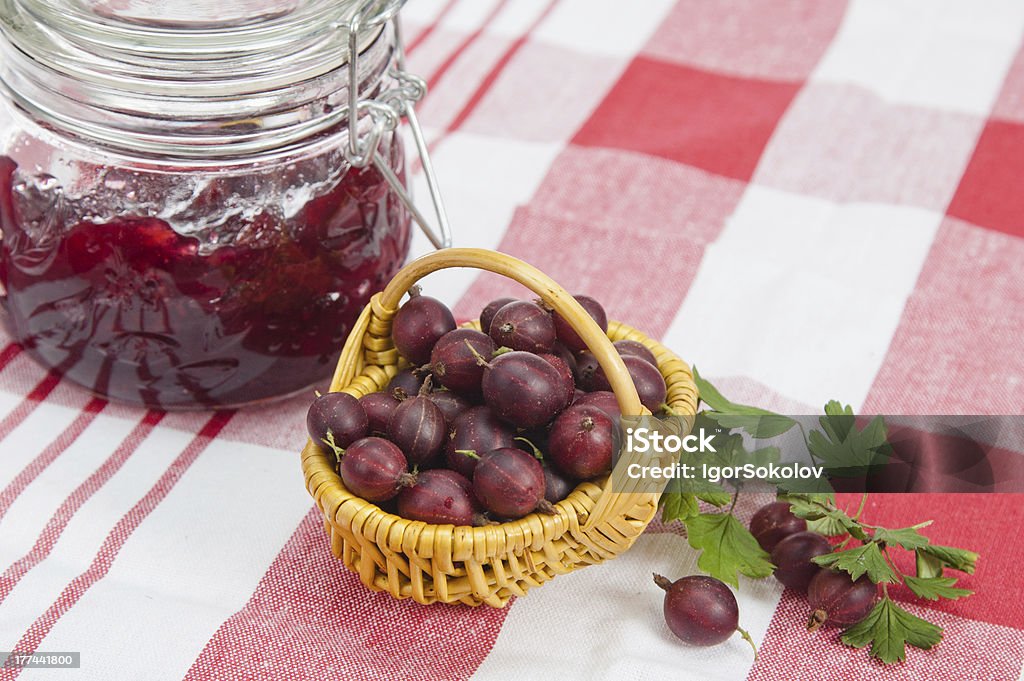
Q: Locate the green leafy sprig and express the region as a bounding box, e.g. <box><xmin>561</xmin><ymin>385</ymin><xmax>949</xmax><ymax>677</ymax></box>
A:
<box><xmin>658</xmin><ymin>368</ymin><xmax>980</xmax><ymax>665</ymax></box>
<box><xmin>783</xmin><ymin>492</ymin><xmax>977</xmax><ymax>663</ymax></box>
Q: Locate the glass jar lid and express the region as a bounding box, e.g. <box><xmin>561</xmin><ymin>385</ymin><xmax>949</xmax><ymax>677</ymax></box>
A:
<box><xmin>0</xmin><ymin>0</ymin><xmax>404</xmax><ymax>160</ymax></box>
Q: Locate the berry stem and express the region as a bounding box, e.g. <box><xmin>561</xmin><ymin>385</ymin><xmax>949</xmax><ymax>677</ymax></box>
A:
<box><xmin>418</xmin><ymin>374</ymin><xmax>433</xmax><ymax>396</ymax></box>
<box><xmin>455</xmin><ymin>449</ymin><xmax>481</xmax><ymax>460</ymax></box>
<box><xmin>852</xmin><ymin>492</ymin><xmax>869</xmax><ymax>521</ymax></box>
<box><xmin>398</xmin><ymin>472</ymin><xmax>418</xmax><ymax>488</ymax></box>
<box><xmin>807</xmin><ymin>609</ymin><xmax>827</xmax><ymax>632</ymax></box>
<box><xmin>464</xmin><ymin>340</ymin><xmax>493</xmax><ymax>368</ymax></box>
<box><xmin>737</xmin><ymin>626</ymin><xmax>758</xmax><ymax>659</ymax></box>
<box><xmin>321</xmin><ymin>431</ymin><xmax>345</xmax><ymax>463</ymax></box>
<box><xmin>407</xmin><ymin>284</ymin><xmax>422</xmax><ymax>299</ymax></box>
<box><xmin>653</xmin><ymin>573</ymin><xmax>674</xmax><ymax>592</ymax></box>
<box><xmin>514</xmin><ymin>436</ymin><xmax>544</xmax><ymax>460</ymax></box>
<box><xmin>536</xmin><ymin>499</ymin><xmax>557</xmax><ymax>515</ymax></box>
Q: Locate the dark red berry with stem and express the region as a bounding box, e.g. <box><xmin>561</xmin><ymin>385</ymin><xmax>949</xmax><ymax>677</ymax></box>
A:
<box><xmin>488</xmin><ymin>300</ymin><xmax>556</xmax><ymax>353</ymax></box>
<box><xmin>480</xmin><ymin>297</ymin><xmax>517</xmax><ymax>334</ymax></box>
<box><xmin>359</xmin><ymin>392</ymin><xmax>399</xmax><ymax>435</ymax></box>
<box><xmin>538</xmin><ymin>352</ymin><xmax>575</xmax><ymax>409</ymax></box>
<box><xmin>338</xmin><ymin>437</ymin><xmax>416</xmax><ymax>502</ymax></box>
<box><xmin>426</xmin><ymin>390</ymin><xmax>473</xmax><ymax>426</ymax></box>
<box><xmin>396</xmin><ymin>469</ymin><xmax>480</xmax><ymax>526</ymax></box>
<box><xmin>589</xmin><ymin>355</ymin><xmax>666</xmax><ymax>413</ymax></box>
<box><xmin>771</xmin><ymin>531</ymin><xmax>833</xmax><ymax>592</ymax></box>
<box><xmin>307</xmin><ymin>392</ymin><xmax>368</xmax><ymax>455</ymax></box>
<box><xmin>548</xmin><ymin>403</ymin><xmax>616</xmax><ymax>479</ymax></box>
<box><xmin>387</xmin><ymin>368</ymin><xmax>425</xmax><ymax>400</ymax></box>
<box><xmin>444</xmin><ymin>406</ymin><xmax>515</xmax><ymax>478</ymax></box>
<box><xmin>552</xmin><ymin>295</ymin><xmax>608</xmax><ymax>353</ymax></box>
<box><xmin>614</xmin><ymin>339</ymin><xmax>658</xmax><ymax>367</ymax></box>
<box><xmin>654</xmin><ymin>574</ymin><xmax>756</xmax><ymax>654</ymax></box>
<box><xmin>386</xmin><ymin>380</ymin><xmax>446</xmax><ymax>466</ymax></box>
<box><xmin>468</xmin><ymin>447</ymin><xmax>555</xmax><ymax>519</ymax></box>
<box><xmin>391</xmin><ymin>286</ymin><xmax>457</xmax><ymax>365</ymax></box>
<box><xmin>574</xmin><ymin>351</ymin><xmax>601</xmax><ymax>391</ymax></box>
<box><xmin>430</xmin><ymin>328</ymin><xmax>495</xmax><ymax>397</ymax></box>
<box><xmin>807</xmin><ymin>570</ymin><xmax>878</xmax><ymax>630</ymax></box>
<box><xmin>574</xmin><ymin>390</ymin><xmax>621</xmax><ymax>420</ymax></box>
<box><xmin>480</xmin><ymin>350</ymin><xmax>568</xmax><ymax>428</ymax></box>
<box><xmin>750</xmin><ymin>501</ymin><xmax>807</xmax><ymax>553</ymax></box>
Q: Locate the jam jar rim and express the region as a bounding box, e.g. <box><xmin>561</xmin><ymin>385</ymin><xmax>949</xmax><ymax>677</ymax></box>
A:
<box><xmin>0</xmin><ymin>0</ymin><xmax>404</xmax><ymax>164</ymax></box>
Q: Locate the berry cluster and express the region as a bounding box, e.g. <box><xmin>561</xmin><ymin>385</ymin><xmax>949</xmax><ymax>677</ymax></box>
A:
<box><xmin>750</xmin><ymin>502</ymin><xmax>877</xmax><ymax>629</ymax></box>
<box><xmin>654</xmin><ymin>501</ymin><xmax>879</xmax><ymax>655</ymax></box>
<box><xmin>306</xmin><ymin>288</ymin><xmax>668</xmax><ymax>526</ymax></box>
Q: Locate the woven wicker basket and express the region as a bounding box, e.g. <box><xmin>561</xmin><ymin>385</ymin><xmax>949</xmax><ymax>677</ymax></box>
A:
<box><xmin>301</xmin><ymin>248</ymin><xmax>698</xmax><ymax>606</ymax></box>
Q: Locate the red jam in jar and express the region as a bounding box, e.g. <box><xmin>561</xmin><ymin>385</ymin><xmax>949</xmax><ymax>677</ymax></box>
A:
<box><xmin>0</xmin><ymin>1</ymin><xmax>417</xmax><ymax>408</ymax></box>
<box><xmin>0</xmin><ymin>149</ymin><xmax>410</xmax><ymax>408</ymax></box>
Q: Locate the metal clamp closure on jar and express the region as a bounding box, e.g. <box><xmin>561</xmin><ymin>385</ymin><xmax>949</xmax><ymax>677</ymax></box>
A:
<box><xmin>341</xmin><ymin>0</ymin><xmax>452</xmax><ymax>250</ymax></box>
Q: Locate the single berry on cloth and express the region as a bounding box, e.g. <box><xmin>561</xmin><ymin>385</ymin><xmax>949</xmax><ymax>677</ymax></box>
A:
<box><xmin>654</xmin><ymin>574</ymin><xmax>755</xmax><ymax>655</ymax></box>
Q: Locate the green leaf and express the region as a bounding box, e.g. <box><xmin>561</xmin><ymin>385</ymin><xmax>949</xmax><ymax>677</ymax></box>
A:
<box><xmin>821</xmin><ymin>401</ymin><xmax>856</xmax><ymax>442</ymax></box>
<box><xmin>903</xmin><ymin>575</ymin><xmax>973</xmax><ymax>601</ymax></box>
<box><xmin>808</xmin><ymin>414</ymin><xmax>891</xmax><ymax>476</ymax></box>
<box><xmin>916</xmin><ymin>549</ymin><xmax>944</xmax><ymax>579</ymax></box>
<box><xmin>659</xmin><ymin>484</ymin><xmax>699</xmax><ymax>523</ymax></box>
<box><xmin>692</xmin><ymin>367</ymin><xmax>781</xmax><ymax>417</ymax></box>
<box><xmin>779</xmin><ymin>492</ymin><xmax>836</xmax><ymax>506</ymax></box>
<box><xmin>841</xmin><ymin>597</ymin><xmax>943</xmax><ymax>664</ymax></box>
<box><xmin>696</xmin><ymin>490</ymin><xmax>732</xmax><ymax>508</ymax></box>
<box><xmin>812</xmin><ymin>543</ymin><xmax>898</xmax><ymax>583</ymax></box>
<box><xmin>875</xmin><ymin>525</ymin><xmax>932</xmax><ymax>551</ymax></box>
<box><xmin>783</xmin><ymin>497</ymin><xmax>867</xmax><ymax>540</ymax></box>
<box><xmin>917</xmin><ymin>544</ymin><xmax>979</xmax><ymax>575</ymax></box>
<box><xmin>807</xmin><ymin>514</ymin><xmax>852</xmax><ymax>537</ymax></box>
<box><xmin>703</xmin><ymin>412</ymin><xmax>797</xmax><ymax>439</ymax></box>
<box><xmin>683</xmin><ymin>512</ymin><xmax>774</xmax><ymax>587</ymax></box>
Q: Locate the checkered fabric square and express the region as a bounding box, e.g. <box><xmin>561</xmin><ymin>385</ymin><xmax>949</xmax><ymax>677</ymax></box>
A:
<box><xmin>2</xmin><ymin>1</ymin><xmax>1023</xmax><ymax>679</ymax></box>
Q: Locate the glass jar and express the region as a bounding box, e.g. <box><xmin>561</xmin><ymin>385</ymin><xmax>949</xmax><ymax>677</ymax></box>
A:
<box><xmin>0</xmin><ymin>0</ymin><xmax>444</xmax><ymax>409</ymax></box>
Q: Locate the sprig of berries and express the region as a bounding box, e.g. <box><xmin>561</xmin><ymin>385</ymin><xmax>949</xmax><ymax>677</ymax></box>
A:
<box><xmin>657</xmin><ymin>370</ymin><xmax>979</xmax><ymax>664</ymax></box>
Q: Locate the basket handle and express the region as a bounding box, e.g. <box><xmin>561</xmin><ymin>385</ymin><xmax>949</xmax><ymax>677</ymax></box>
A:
<box><xmin>376</xmin><ymin>248</ymin><xmax>648</xmax><ymax>417</ymax></box>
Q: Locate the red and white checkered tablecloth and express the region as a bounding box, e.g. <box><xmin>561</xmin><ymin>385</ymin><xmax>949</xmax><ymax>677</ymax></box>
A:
<box><xmin>2</xmin><ymin>1</ymin><xmax>1024</xmax><ymax>679</ymax></box>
